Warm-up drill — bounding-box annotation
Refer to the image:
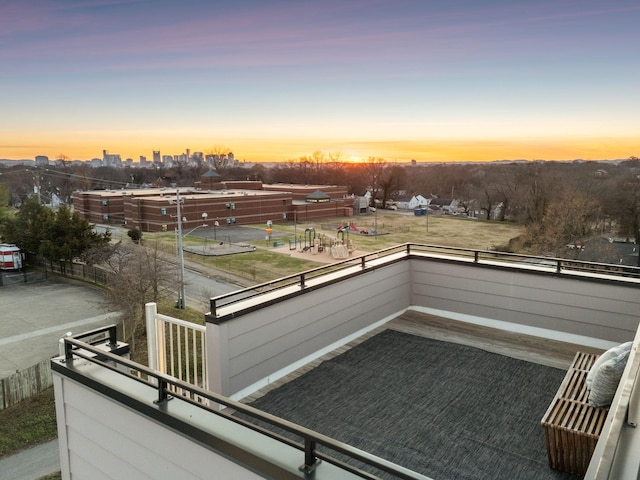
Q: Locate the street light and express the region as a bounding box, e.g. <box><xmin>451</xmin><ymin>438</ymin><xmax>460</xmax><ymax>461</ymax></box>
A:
<box><xmin>175</xmin><ymin>206</ymin><xmax>208</xmax><ymax>310</ymax></box>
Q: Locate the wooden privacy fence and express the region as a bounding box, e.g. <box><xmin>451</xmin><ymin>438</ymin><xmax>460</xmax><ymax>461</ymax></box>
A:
<box><xmin>36</xmin><ymin>258</ymin><xmax>112</xmax><ymax>285</ymax></box>
<box><xmin>0</xmin><ymin>359</ymin><xmax>52</xmax><ymax>411</ymax></box>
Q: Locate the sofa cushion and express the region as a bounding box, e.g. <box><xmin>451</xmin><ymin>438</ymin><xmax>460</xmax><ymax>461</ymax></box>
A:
<box><xmin>588</xmin><ymin>344</ymin><xmax>632</xmax><ymax>407</ymax></box>
<box><xmin>586</xmin><ymin>342</ymin><xmax>632</xmax><ymax>390</ymax></box>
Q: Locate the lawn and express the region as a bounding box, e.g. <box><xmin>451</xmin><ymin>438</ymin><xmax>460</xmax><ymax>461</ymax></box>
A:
<box><xmin>281</xmin><ymin>212</ymin><xmax>521</xmax><ymax>251</ymax></box>
<box><xmin>0</xmin><ymin>387</ymin><xmax>58</xmax><ymax>458</ymax></box>
<box><xmin>159</xmin><ymin>213</ymin><xmax>522</xmax><ymax>284</ymax></box>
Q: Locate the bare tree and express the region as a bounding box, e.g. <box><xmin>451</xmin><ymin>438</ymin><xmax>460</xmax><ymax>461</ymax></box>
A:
<box><xmin>206</xmin><ymin>145</ymin><xmax>233</xmax><ymax>175</ymax></box>
<box><xmin>96</xmin><ymin>239</ymin><xmax>176</xmax><ymax>352</ymax></box>
<box><xmin>609</xmin><ymin>174</ymin><xmax>640</xmax><ymax>263</ymax></box>
<box><xmin>523</xmin><ymin>186</ymin><xmax>601</xmax><ymax>257</ymax></box>
<box><xmin>364</xmin><ymin>157</ymin><xmax>387</xmax><ymax>206</ymax></box>
<box><xmin>379</xmin><ymin>165</ymin><xmax>406</xmax><ymax>208</ymax></box>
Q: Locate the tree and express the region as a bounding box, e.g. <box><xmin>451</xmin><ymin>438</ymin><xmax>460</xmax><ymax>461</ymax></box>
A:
<box><xmin>96</xmin><ymin>240</ymin><xmax>176</xmax><ymax>351</ymax></box>
<box><xmin>38</xmin><ymin>205</ymin><xmax>111</xmax><ymax>264</ymax></box>
<box><xmin>0</xmin><ymin>183</ymin><xmax>11</xmax><ymax>233</ymax></box>
<box><xmin>127</xmin><ymin>228</ymin><xmax>143</xmax><ymax>244</ymax></box>
<box><xmin>206</xmin><ymin>145</ymin><xmax>233</xmax><ymax>175</ymax></box>
<box><xmin>364</xmin><ymin>158</ymin><xmax>387</xmax><ymax>206</ymax></box>
<box><xmin>0</xmin><ymin>167</ymin><xmax>33</xmax><ymax>206</ymax></box>
<box><xmin>2</xmin><ymin>197</ymin><xmax>52</xmax><ymax>254</ymax></box>
<box><xmin>378</xmin><ymin>165</ymin><xmax>406</xmax><ymax>208</ymax></box>
<box><xmin>54</xmin><ymin>154</ymin><xmax>74</xmax><ymax>204</ymax></box>
<box><xmin>522</xmin><ymin>186</ymin><xmax>601</xmax><ymax>257</ymax></box>
<box><xmin>609</xmin><ymin>175</ymin><xmax>640</xmax><ymax>262</ymax></box>
<box><xmin>2</xmin><ymin>198</ymin><xmax>111</xmax><ymax>264</ymax></box>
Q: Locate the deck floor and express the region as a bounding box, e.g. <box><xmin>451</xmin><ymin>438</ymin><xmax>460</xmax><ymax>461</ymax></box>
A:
<box><xmin>241</xmin><ymin>309</ymin><xmax>604</xmax><ymax>404</ymax></box>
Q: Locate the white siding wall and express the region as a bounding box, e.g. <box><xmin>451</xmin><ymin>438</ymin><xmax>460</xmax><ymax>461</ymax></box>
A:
<box><xmin>410</xmin><ymin>259</ymin><xmax>640</xmax><ymax>344</ymax></box>
<box><xmin>207</xmin><ymin>254</ymin><xmax>640</xmax><ymax>399</ymax></box>
<box><xmin>53</xmin><ymin>375</ymin><xmax>265</xmax><ymax>480</ymax></box>
<box><xmin>208</xmin><ymin>262</ymin><xmax>410</xmax><ymax>397</ymax></box>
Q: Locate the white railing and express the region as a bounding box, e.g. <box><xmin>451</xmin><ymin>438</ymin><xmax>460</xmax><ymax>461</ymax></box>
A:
<box><xmin>145</xmin><ymin>302</ymin><xmax>207</xmax><ymax>402</ymax></box>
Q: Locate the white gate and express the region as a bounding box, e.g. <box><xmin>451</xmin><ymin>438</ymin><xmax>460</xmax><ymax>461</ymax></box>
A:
<box><xmin>145</xmin><ymin>303</ymin><xmax>208</xmax><ymax>402</ymax></box>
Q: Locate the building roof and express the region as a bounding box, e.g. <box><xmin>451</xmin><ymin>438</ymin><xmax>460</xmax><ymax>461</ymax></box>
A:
<box><xmin>306</xmin><ymin>190</ymin><xmax>331</xmax><ymax>203</ymax></box>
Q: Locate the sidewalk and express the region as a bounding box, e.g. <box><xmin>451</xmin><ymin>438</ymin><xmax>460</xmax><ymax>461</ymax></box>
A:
<box><xmin>0</xmin><ymin>439</ymin><xmax>59</xmax><ymax>479</ymax></box>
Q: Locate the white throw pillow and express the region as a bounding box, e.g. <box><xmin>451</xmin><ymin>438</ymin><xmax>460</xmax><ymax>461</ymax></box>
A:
<box><xmin>588</xmin><ymin>347</ymin><xmax>631</xmax><ymax>407</ymax></box>
<box><xmin>586</xmin><ymin>342</ymin><xmax>632</xmax><ymax>390</ymax></box>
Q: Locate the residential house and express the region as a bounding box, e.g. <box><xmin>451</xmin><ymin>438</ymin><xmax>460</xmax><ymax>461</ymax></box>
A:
<box><xmin>395</xmin><ymin>194</ymin><xmax>430</xmax><ymax>210</ymax></box>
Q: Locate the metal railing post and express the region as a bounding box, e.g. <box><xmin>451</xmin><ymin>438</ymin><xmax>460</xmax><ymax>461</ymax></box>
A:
<box><xmin>299</xmin><ymin>438</ymin><xmax>318</xmax><ymax>474</ymax></box>
<box><xmin>64</xmin><ymin>338</ymin><xmax>74</xmax><ymax>362</ymax></box>
<box><xmin>300</xmin><ymin>273</ymin><xmax>305</xmax><ymax>289</ymax></box>
<box><xmin>59</xmin><ymin>332</ymin><xmax>72</xmax><ymax>359</ymax></box>
<box><xmin>210</xmin><ymin>298</ymin><xmax>217</xmax><ymax>318</ymax></box>
<box><xmin>156</xmin><ymin>377</ymin><xmax>170</xmax><ymax>404</ymax></box>
<box><xmin>108</xmin><ymin>325</ymin><xmax>118</xmax><ymax>348</ymax></box>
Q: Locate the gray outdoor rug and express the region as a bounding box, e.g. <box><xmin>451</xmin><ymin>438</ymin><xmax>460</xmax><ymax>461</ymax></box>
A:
<box><xmin>241</xmin><ymin>329</ymin><xmax>579</xmax><ymax>480</ymax></box>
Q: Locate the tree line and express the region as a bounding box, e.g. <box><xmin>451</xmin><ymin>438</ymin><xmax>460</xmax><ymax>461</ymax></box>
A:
<box><xmin>1</xmin><ymin>155</ymin><xmax>639</xmax><ymax>260</ymax></box>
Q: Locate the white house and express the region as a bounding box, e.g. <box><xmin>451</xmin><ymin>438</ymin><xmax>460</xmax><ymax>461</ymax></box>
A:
<box><xmin>395</xmin><ymin>194</ymin><xmax>429</xmax><ymax>210</ymax></box>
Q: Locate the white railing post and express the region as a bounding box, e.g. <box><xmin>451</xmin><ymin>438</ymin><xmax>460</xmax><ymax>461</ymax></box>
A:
<box><xmin>145</xmin><ymin>302</ymin><xmax>159</xmax><ymax>371</ymax></box>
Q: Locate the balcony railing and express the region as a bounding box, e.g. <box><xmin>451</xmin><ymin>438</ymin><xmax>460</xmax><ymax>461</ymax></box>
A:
<box><xmin>145</xmin><ymin>302</ymin><xmax>207</xmax><ymax>403</ymax></box>
<box><xmin>58</xmin><ymin>326</ymin><xmax>431</xmax><ymax>480</ymax></box>
<box><xmin>209</xmin><ymin>243</ymin><xmax>640</xmax><ymax>321</ymax></box>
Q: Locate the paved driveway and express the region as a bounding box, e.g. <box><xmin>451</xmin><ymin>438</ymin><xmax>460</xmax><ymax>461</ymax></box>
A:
<box><xmin>0</xmin><ymin>279</ymin><xmax>119</xmax><ymax>379</ymax></box>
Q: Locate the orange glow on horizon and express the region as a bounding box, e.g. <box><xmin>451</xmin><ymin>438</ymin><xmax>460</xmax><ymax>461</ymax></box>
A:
<box><xmin>2</xmin><ymin>134</ymin><xmax>638</xmax><ymax>163</ymax></box>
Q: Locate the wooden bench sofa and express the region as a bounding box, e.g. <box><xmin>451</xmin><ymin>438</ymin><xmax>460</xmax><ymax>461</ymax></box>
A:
<box><xmin>541</xmin><ymin>352</ymin><xmax>610</xmax><ymax>476</ymax></box>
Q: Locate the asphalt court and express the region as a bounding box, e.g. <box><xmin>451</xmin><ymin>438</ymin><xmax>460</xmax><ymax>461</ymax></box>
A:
<box><xmin>0</xmin><ymin>279</ymin><xmax>120</xmax><ymax>378</ymax></box>
<box><xmin>188</xmin><ymin>224</ymin><xmax>287</xmax><ymax>243</ymax></box>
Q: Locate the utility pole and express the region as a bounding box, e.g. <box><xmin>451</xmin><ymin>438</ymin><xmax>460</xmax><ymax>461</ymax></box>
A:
<box><xmin>33</xmin><ymin>169</ymin><xmax>42</xmax><ymax>204</ymax></box>
<box><xmin>176</xmin><ymin>189</ymin><xmax>186</xmax><ymax>309</ymax></box>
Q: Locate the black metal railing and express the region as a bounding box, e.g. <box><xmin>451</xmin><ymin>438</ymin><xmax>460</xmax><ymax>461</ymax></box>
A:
<box><xmin>58</xmin><ymin>326</ymin><xmax>430</xmax><ymax>480</ymax></box>
<box><xmin>209</xmin><ymin>243</ymin><xmax>640</xmax><ymax>320</ymax></box>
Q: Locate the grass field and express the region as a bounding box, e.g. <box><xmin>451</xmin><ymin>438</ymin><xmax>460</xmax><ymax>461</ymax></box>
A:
<box><xmin>271</xmin><ymin>212</ymin><xmax>521</xmax><ymax>251</ymax></box>
<box><xmin>173</xmin><ymin>212</ymin><xmax>522</xmax><ymax>284</ymax></box>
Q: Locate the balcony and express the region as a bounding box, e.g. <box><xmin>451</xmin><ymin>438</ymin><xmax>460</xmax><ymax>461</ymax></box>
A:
<box><xmin>51</xmin><ymin>244</ymin><xmax>640</xmax><ymax>479</ymax></box>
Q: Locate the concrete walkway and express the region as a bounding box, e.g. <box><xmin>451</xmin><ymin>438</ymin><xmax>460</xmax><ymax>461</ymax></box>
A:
<box><xmin>0</xmin><ymin>439</ymin><xmax>60</xmax><ymax>479</ymax></box>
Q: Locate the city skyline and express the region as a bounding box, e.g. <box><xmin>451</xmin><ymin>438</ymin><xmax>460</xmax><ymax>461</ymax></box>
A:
<box><xmin>2</xmin><ymin>1</ymin><xmax>639</xmax><ymax>163</ymax></box>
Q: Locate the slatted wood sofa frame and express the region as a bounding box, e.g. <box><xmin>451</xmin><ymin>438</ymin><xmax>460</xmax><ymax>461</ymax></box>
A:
<box><xmin>541</xmin><ymin>352</ymin><xmax>610</xmax><ymax>476</ymax></box>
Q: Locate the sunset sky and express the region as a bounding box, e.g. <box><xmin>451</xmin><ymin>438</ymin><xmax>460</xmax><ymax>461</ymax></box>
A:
<box><xmin>1</xmin><ymin>0</ymin><xmax>639</xmax><ymax>163</ymax></box>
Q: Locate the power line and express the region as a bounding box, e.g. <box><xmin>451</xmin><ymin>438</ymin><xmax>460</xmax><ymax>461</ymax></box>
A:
<box><xmin>0</xmin><ymin>167</ymin><xmax>133</xmax><ymax>188</ymax></box>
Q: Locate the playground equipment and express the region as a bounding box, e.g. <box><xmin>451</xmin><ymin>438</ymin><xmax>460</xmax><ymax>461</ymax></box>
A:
<box><xmin>287</xmin><ymin>226</ymin><xmax>355</xmax><ymax>258</ymax></box>
<box><xmin>331</xmin><ymin>241</ymin><xmax>349</xmax><ymax>259</ymax></box>
<box><xmin>302</xmin><ymin>228</ymin><xmax>315</xmax><ymax>252</ymax></box>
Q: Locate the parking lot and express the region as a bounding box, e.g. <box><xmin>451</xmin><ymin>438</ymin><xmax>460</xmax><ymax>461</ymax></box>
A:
<box><xmin>0</xmin><ymin>279</ymin><xmax>120</xmax><ymax>379</ymax></box>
